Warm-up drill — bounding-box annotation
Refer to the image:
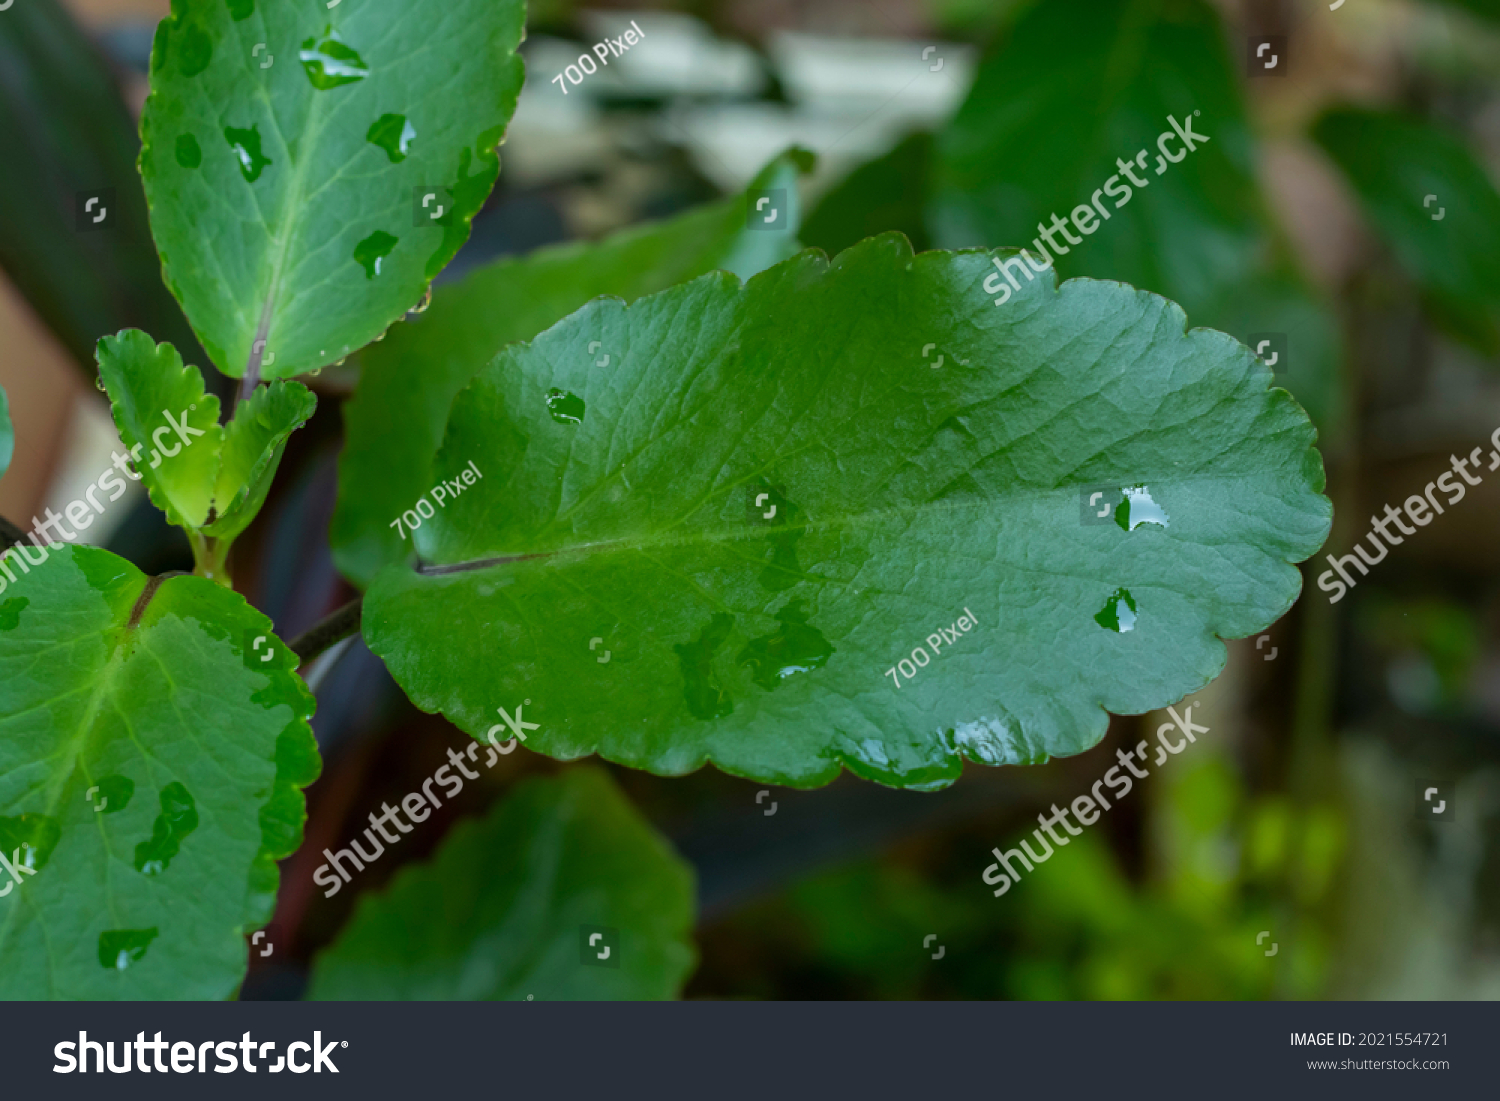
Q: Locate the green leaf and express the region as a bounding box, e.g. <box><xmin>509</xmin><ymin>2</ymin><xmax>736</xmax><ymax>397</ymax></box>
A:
<box><xmin>0</xmin><ymin>545</ymin><xmax>319</xmax><ymax>999</ymax></box>
<box><xmin>96</xmin><ymin>330</ymin><xmax>222</xmax><ymax>530</ymax></box>
<box><xmin>331</xmin><ymin>149</ymin><xmax>813</xmax><ymax>589</ymax></box>
<box><xmin>206</xmin><ymin>381</ymin><xmax>318</xmax><ymax>542</ymax></box>
<box><xmin>139</xmin><ymin>0</ymin><xmax>526</xmax><ymax>378</ymax></box>
<box><xmin>96</xmin><ymin>330</ymin><xmax>314</xmax><ymax>541</ymax></box>
<box><xmin>1313</xmin><ymin>107</ymin><xmax>1500</xmax><ymax>356</ymax></box>
<box><xmin>802</xmin><ymin>131</ymin><xmax>933</xmax><ymax>258</ymax></box>
<box><xmin>307</xmin><ymin>768</ymin><xmax>696</xmax><ymax>1000</ymax></box>
<box><xmin>363</xmin><ymin>236</ymin><xmax>1331</xmax><ymax>790</ymax></box>
<box><xmin>929</xmin><ymin>0</ymin><xmax>1342</xmax><ymax>431</ymax></box>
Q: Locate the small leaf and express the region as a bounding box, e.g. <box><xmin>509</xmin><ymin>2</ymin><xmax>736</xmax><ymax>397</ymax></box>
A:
<box><xmin>307</xmin><ymin>768</ymin><xmax>696</xmax><ymax>1000</ymax></box>
<box><xmin>1313</xmin><ymin>107</ymin><xmax>1500</xmax><ymax>356</ymax></box>
<box><xmin>95</xmin><ymin>330</ymin><xmax>314</xmax><ymax>540</ymax></box>
<box><xmin>332</xmin><ymin>149</ymin><xmax>813</xmax><ymax>588</ymax></box>
<box><xmin>363</xmin><ymin>237</ymin><xmax>1331</xmax><ymax>790</ymax></box>
<box><xmin>139</xmin><ymin>0</ymin><xmax>526</xmax><ymax>377</ymax></box>
<box><xmin>205</xmin><ymin>381</ymin><xmax>318</xmax><ymax>541</ymax></box>
<box><xmin>95</xmin><ymin>329</ymin><xmax>221</xmax><ymax>529</ymax></box>
<box><xmin>0</xmin><ymin>546</ymin><xmax>319</xmax><ymax>998</ymax></box>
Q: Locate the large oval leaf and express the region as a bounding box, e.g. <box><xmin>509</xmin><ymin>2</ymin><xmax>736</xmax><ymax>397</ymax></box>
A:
<box><xmin>139</xmin><ymin>0</ymin><xmax>525</xmax><ymax>378</ymax></box>
<box><xmin>331</xmin><ymin>149</ymin><xmax>812</xmax><ymax>589</ymax></box>
<box><xmin>363</xmin><ymin>236</ymin><xmax>1331</xmax><ymax>790</ymax></box>
<box><xmin>0</xmin><ymin>546</ymin><xmax>318</xmax><ymax>998</ymax></box>
<box><xmin>308</xmin><ymin>768</ymin><xmax>696</xmax><ymax>1000</ymax></box>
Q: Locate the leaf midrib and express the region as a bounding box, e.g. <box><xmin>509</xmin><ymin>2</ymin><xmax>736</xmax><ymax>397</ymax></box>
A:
<box><xmin>0</xmin><ymin>581</ymin><xmax>157</xmax><ymax>979</ymax></box>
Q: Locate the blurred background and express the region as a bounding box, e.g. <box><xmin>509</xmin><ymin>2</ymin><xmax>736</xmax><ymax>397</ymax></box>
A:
<box><xmin>3</xmin><ymin>0</ymin><xmax>1499</xmax><ymax>999</ymax></box>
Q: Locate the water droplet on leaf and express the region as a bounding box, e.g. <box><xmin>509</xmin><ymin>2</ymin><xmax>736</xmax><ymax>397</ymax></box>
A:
<box><xmin>367</xmin><ymin>113</ymin><xmax>416</xmax><ymax>162</ymax></box>
<box><xmin>354</xmin><ymin>231</ymin><xmax>398</xmax><ymax>279</ymax></box>
<box><xmin>92</xmin><ymin>775</ymin><xmax>135</xmax><ymax>815</ymax></box>
<box><xmin>1115</xmin><ymin>485</ymin><xmax>1170</xmax><ymax>531</ymax></box>
<box><xmin>1095</xmin><ymin>588</ymin><xmax>1138</xmax><ymax>633</ymax></box>
<box><xmin>178</xmin><ymin>25</ymin><xmax>213</xmax><ymax>76</ymax></box>
<box><xmin>0</xmin><ymin>597</ymin><xmax>29</xmax><ymax>631</ymax></box>
<box><xmin>98</xmin><ymin>928</ymin><xmax>159</xmax><ymax>970</ymax></box>
<box><xmin>737</xmin><ymin>599</ymin><xmax>835</xmax><ymax>689</ymax></box>
<box><xmin>300</xmin><ymin>29</ymin><xmax>370</xmax><ymax>89</ymax></box>
<box><xmin>545</xmin><ymin>388</ymin><xmax>586</xmax><ymax>425</ymax></box>
<box><xmin>0</xmin><ymin>813</ymin><xmax>61</xmax><ymax>871</ymax></box>
<box><xmin>224</xmin><ymin>125</ymin><xmax>271</xmax><ymax>182</ymax></box>
<box><xmin>674</xmin><ymin>613</ymin><xmax>735</xmax><ymax>720</ymax></box>
<box><xmin>133</xmin><ymin>782</ymin><xmax>198</xmax><ymax>875</ymax></box>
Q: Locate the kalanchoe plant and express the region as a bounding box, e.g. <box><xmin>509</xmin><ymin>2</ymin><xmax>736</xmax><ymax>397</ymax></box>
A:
<box><xmin>0</xmin><ymin>0</ymin><xmax>1332</xmax><ymax>1001</ymax></box>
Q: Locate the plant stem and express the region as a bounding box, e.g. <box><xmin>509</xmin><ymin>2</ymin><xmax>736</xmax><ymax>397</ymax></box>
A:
<box><xmin>189</xmin><ymin>532</ymin><xmax>232</xmax><ymax>586</ymax></box>
<box><xmin>289</xmin><ymin>596</ymin><xmax>363</xmax><ymax>663</ymax></box>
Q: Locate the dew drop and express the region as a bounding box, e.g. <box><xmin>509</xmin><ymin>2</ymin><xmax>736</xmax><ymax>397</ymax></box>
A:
<box><xmin>736</xmin><ymin>599</ymin><xmax>834</xmax><ymax>690</ymax></box>
<box><xmin>354</xmin><ymin>231</ymin><xmax>398</xmax><ymax>279</ymax></box>
<box><xmin>367</xmin><ymin>113</ymin><xmax>416</xmax><ymax>162</ymax></box>
<box><xmin>674</xmin><ymin>614</ymin><xmax>735</xmax><ymax>720</ymax></box>
<box><xmin>178</xmin><ymin>24</ymin><xmax>212</xmax><ymax>77</ymax></box>
<box><xmin>94</xmin><ymin>376</ymin><xmax>107</xmax><ymax>391</ymax></box>
<box><xmin>0</xmin><ymin>813</ymin><xmax>61</xmax><ymax>871</ymax></box>
<box><xmin>1115</xmin><ymin>485</ymin><xmax>1170</xmax><ymax>531</ymax></box>
<box><xmin>1095</xmin><ymin>588</ymin><xmax>1138</xmax><ymax>633</ymax></box>
<box><xmin>0</xmin><ymin>597</ymin><xmax>28</xmax><ymax>631</ymax></box>
<box><xmin>91</xmin><ymin>775</ymin><xmax>135</xmax><ymax>815</ymax></box>
<box><xmin>133</xmin><ymin>782</ymin><xmax>198</xmax><ymax>875</ymax></box>
<box><xmin>411</xmin><ymin>287</ymin><xmax>433</xmax><ymax>314</ymax></box>
<box><xmin>99</xmin><ymin>928</ymin><xmax>159</xmax><ymax>971</ymax></box>
<box><xmin>300</xmin><ymin>28</ymin><xmax>370</xmax><ymax>89</ymax></box>
<box><xmin>224</xmin><ymin>125</ymin><xmax>272</xmax><ymax>182</ymax></box>
<box><xmin>545</xmin><ymin>388</ymin><xmax>586</xmax><ymax>425</ymax></box>
<box><xmin>175</xmin><ymin>133</ymin><xmax>201</xmax><ymax>169</ymax></box>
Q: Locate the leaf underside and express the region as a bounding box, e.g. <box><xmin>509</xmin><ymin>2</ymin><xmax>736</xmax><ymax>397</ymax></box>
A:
<box><xmin>308</xmin><ymin>768</ymin><xmax>696</xmax><ymax>1000</ymax></box>
<box><xmin>363</xmin><ymin>235</ymin><xmax>1331</xmax><ymax>791</ymax></box>
<box><xmin>0</xmin><ymin>546</ymin><xmax>318</xmax><ymax>999</ymax></box>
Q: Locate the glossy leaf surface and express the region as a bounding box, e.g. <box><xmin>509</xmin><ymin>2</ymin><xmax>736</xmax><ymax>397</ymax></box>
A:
<box><xmin>364</xmin><ymin>237</ymin><xmax>1330</xmax><ymax>790</ymax></box>
<box><xmin>332</xmin><ymin>150</ymin><xmax>811</xmax><ymax>587</ymax></box>
<box><xmin>139</xmin><ymin>0</ymin><xmax>526</xmax><ymax>378</ymax></box>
